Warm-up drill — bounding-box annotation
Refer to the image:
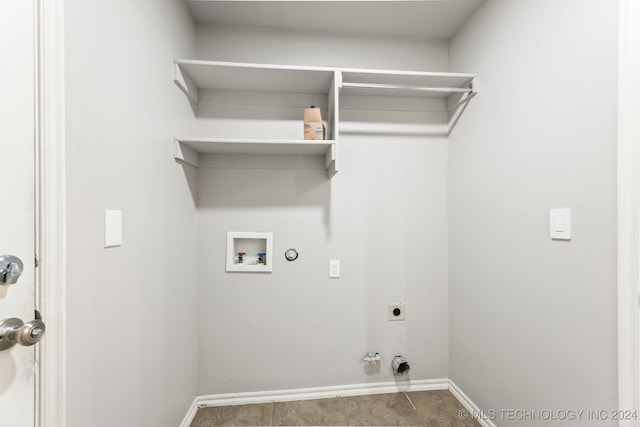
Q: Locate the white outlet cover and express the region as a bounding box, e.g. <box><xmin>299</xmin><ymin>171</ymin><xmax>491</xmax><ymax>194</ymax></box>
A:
<box><xmin>388</xmin><ymin>303</ymin><xmax>405</xmax><ymax>321</ymax></box>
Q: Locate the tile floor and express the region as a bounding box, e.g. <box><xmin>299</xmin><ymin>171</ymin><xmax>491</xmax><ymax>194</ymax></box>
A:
<box><xmin>190</xmin><ymin>390</ymin><xmax>480</xmax><ymax>426</ymax></box>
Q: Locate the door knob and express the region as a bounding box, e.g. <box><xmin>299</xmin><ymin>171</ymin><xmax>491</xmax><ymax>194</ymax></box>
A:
<box><xmin>0</xmin><ymin>317</ymin><xmax>46</xmax><ymax>351</ymax></box>
<box><xmin>0</xmin><ymin>255</ymin><xmax>24</xmax><ymax>284</ymax></box>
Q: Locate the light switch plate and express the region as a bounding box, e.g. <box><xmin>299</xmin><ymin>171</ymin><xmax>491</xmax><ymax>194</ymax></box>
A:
<box><xmin>104</xmin><ymin>210</ymin><xmax>122</xmax><ymax>248</ymax></box>
<box><xmin>329</xmin><ymin>260</ymin><xmax>340</xmax><ymax>278</ymax></box>
<box><xmin>550</xmin><ymin>208</ymin><xmax>571</xmax><ymax>240</ymax></box>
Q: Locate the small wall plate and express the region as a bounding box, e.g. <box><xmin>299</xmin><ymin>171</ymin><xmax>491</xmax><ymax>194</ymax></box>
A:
<box><xmin>285</xmin><ymin>248</ymin><xmax>298</xmax><ymax>261</ymax></box>
<box><xmin>388</xmin><ymin>303</ymin><xmax>406</xmax><ymax>321</ymax></box>
<box><xmin>549</xmin><ymin>208</ymin><xmax>571</xmax><ymax>240</ymax></box>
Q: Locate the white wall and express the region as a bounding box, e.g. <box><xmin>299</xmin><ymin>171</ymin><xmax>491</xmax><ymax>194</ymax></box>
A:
<box><xmin>62</xmin><ymin>2</ymin><xmax>620</xmax><ymax>420</ymax></box>
<box><xmin>196</xmin><ymin>25</ymin><xmax>448</xmax><ymax>71</ymax></box>
<box><xmin>448</xmin><ymin>0</ymin><xmax>618</xmax><ymax>424</ymax></box>
<box><xmin>64</xmin><ymin>1</ymin><xmax>198</xmax><ymax>426</ymax></box>
<box><xmin>194</xmin><ymin>27</ymin><xmax>451</xmax><ymax>394</ymax></box>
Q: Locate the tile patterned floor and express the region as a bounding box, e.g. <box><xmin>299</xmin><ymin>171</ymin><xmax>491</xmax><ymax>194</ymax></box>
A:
<box><xmin>190</xmin><ymin>390</ymin><xmax>480</xmax><ymax>426</ymax></box>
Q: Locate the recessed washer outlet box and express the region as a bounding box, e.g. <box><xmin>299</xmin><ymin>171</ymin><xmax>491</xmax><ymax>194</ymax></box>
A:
<box><xmin>388</xmin><ymin>303</ymin><xmax>405</xmax><ymax>321</ymax></box>
<box><xmin>226</xmin><ymin>231</ymin><xmax>273</xmax><ymax>273</ymax></box>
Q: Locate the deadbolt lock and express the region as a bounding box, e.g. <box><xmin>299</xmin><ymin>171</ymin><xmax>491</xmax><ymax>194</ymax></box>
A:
<box><xmin>0</xmin><ymin>255</ymin><xmax>24</xmax><ymax>285</ymax></box>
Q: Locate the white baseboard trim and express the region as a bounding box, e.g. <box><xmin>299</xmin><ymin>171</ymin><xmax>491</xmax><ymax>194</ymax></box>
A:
<box><xmin>180</xmin><ymin>379</ymin><xmax>494</xmax><ymax>427</ymax></box>
<box><xmin>179</xmin><ymin>398</ymin><xmax>199</xmax><ymax>427</ymax></box>
<box><xmin>449</xmin><ymin>380</ymin><xmax>497</xmax><ymax>427</ymax></box>
<box><xmin>179</xmin><ymin>378</ymin><xmax>448</xmax><ymax>426</ymax></box>
<box><xmin>198</xmin><ymin>378</ymin><xmax>449</xmax><ymax>408</ymax></box>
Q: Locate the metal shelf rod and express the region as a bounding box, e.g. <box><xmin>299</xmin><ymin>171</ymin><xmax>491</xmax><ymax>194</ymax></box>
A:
<box><xmin>342</xmin><ymin>82</ymin><xmax>473</xmax><ymax>93</ymax></box>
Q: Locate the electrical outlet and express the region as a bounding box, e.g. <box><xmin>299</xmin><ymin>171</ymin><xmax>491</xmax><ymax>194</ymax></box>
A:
<box><xmin>388</xmin><ymin>303</ymin><xmax>405</xmax><ymax>321</ymax></box>
<box><xmin>329</xmin><ymin>259</ymin><xmax>340</xmax><ymax>278</ymax></box>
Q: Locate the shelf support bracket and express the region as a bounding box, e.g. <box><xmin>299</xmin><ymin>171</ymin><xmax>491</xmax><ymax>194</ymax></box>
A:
<box><xmin>447</xmin><ymin>82</ymin><xmax>477</xmax><ymax>136</ymax></box>
<box><xmin>173</xmin><ymin>139</ymin><xmax>199</xmax><ymax>168</ymax></box>
<box><xmin>326</xmin><ymin>143</ymin><xmax>337</xmax><ymax>178</ymax></box>
<box><xmin>173</xmin><ymin>63</ymin><xmax>198</xmax><ymax>107</ymax></box>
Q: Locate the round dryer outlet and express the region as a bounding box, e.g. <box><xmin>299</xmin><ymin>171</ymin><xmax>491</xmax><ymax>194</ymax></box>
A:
<box><xmin>388</xmin><ymin>303</ymin><xmax>405</xmax><ymax>321</ymax></box>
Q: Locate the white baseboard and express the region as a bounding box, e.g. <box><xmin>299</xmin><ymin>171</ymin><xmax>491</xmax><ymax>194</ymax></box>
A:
<box><xmin>179</xmin><ymin>397</ymin><xmax>199</xmax><ymax>427</ymax></box>
<box><xmin>198</xmin><ymin>378</ymin><xmax>449</xmax><ymax>408</ymax></box>
<box><xmin>179</xmin><ymin>378</ymin><xmax>448</xmax><ymax>426</ymax></box>
<box><xmin>180</xmin><ymin>378</ymin><xmax>493</xmax><ymax>427</ymax></box>
<box><xmin>449</xmin><ymin>380</ymin><xmax>497</xmax><ymax>427</ymax></box>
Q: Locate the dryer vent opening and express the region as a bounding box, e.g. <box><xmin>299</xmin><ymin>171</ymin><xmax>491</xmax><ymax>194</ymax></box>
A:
<box><xmin>392</xmin><ymin>355</ymin><xmax>410</xmax><ymax>375</ymax></box>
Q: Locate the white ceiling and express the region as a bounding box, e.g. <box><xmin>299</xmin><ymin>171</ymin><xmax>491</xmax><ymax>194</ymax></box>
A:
<box><xmin>186</xmin><ymin>1</ymin><xmax>483</xmax><ymax>40</ymax></box>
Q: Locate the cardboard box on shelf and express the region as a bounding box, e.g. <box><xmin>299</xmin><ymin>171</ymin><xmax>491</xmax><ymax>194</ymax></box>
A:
<box><xmin>304</xmin><ymin>122</ymin><xmax>325</xmax><ymax>140</ymax></box>
<box><xmin>303</xmin><ymin>106</ymin><xmax>326</xmax><ymax>140</ymax></box>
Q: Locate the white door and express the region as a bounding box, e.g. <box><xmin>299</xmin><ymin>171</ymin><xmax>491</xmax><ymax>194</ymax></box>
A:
<box><xmin>0</xmin><ymin>1</ymin><xmax>39</xmax><ymax>426</ymax></box>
